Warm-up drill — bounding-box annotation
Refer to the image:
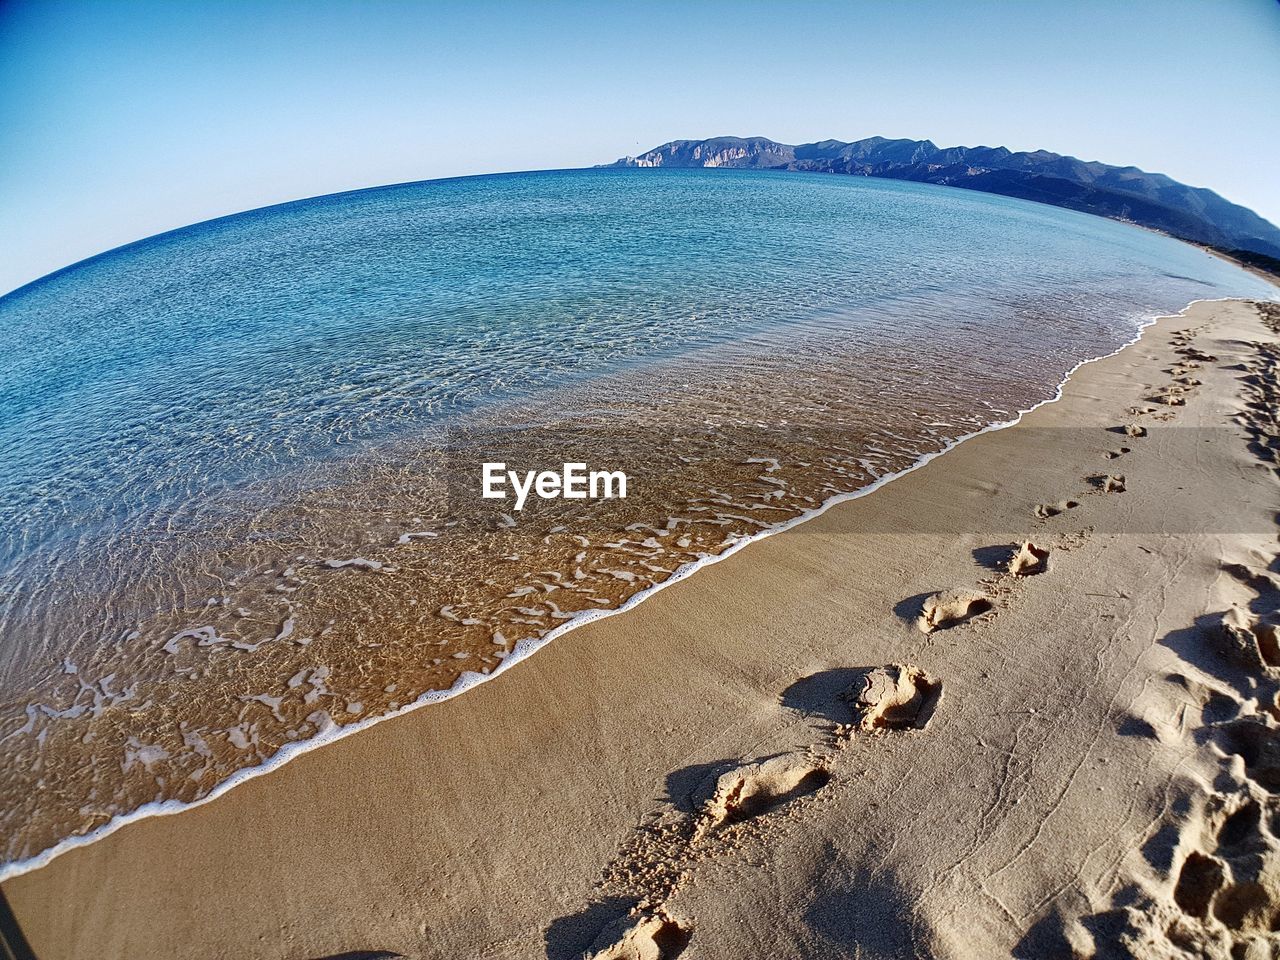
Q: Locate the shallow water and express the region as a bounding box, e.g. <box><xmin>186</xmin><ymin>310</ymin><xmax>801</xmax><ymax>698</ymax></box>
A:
<box><xmin>0</xmin><ymin>166</ymin><xmax>1273</xmax><ymax>871</ymax></box>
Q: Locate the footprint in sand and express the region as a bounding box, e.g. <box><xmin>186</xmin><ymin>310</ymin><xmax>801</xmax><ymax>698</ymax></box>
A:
<box><xmin>1071</xmin><ymin>738</ymin><xmax>1280</xmax><ymax>954</ymax></box>
<box><xmin>1151</xmin><ymin>387</ymin><xmax>1188</xmax><ymax>407</ymax></box>
<box><xmin>1217</xmin><ymin>719</ymin><xmax>1280</xmax><ymax>792</ymax></box>
<box><xmin>1006</xmin><ymin>541</ymin><xmax>1050</xmax><ymax>577</ymax></box>
<box><xmin>1215</xmin><ymin>607</ymin><xmax>1280</xmax><ymax>674</ymax></box>
<box><xmin>1162</xmin><ymin>780</ymin><xmax>1280</xmax><ymax>948</ymax></box>
<box><xmin>1088</xmin><ymin>473</ymin><xmax>1126</xmax><ymax>493</ymax></box>
<box><xmin>916</xmin><ymin>589</ymin><xmax>993</xmax><ymax>633</ymax></box>
<box><xmin>1105</xmin><ymin>446</ymin><xmax>1132</xmax><ymax>460</ymax></box>
<box><xmin>1034</xmin><ymin>499</ymin><xmax>1079</xmax><ymax>519</ymax></box>
<box><xmin>1172</xmin><ymin>849</ymin><xmax>1227</xmax><ymax>920</ymax></box>
<box><xmin>1120</xmin><ymin>423</ymin><xmax>1149</xmax><ymax>438</ymax></box>
<box><xmin>586</xmin><ymin>910</ymin><xmax>691</xmax><ymax>960</ymax></box>
<box><xmin>697</xmin><ymin>753</ymin><xmax>830</xmax><ymax>831</ymax></box>
<box><xmin>843</xmin><ymin>664</ymin><xmax>942</xmax><ymax>732</ymax></box>
<box><xmin>1223</xmin><ymin>561</ymin><xmax>1280</xmax><ymax>597</ymax></box>
<box><xmin>1061</xmin><ymin>352</ymin><xmax>1280</xmax><ymax>956</ymax></box>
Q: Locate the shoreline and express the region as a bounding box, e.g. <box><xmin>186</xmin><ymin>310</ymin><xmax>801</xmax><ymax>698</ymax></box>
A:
<box><xmin>1</xmin><ymin>296</ymin><xmax>1274</xmax><ymax>890</ymax></box>
<box><xmin>5</xmin><ymin>295</ymin><xmax>1280</xmax><ymax>958</ymax></box>
<box><xmin>1183</xmin><ymin>238</ymin><xmax>1280</xmax><ymax>288</ymax></box>
<box><xmin>0</xmin><ymin>299</ymin><xmax>1208</xmax><ymax>887</ymax></box>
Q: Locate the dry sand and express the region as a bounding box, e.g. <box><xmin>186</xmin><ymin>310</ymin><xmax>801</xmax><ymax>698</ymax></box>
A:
<box><xmin>5</xmin><ymin>297</ymin><xmax>1280</xmax><ymax>959</ymax></box>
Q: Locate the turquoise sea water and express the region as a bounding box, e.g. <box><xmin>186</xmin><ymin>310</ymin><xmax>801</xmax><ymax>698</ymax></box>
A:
<box><xmin>0</xmin><ymin>167</ymin><xmax>1274</xmax><ymax>870</ymax></box>
<box><xmin>2</xmin><ymin>168</ymin><xmax>1272</xmax><ymax>578</ymax></box>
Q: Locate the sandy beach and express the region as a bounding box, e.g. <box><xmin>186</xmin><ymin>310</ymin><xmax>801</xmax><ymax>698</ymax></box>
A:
<box><xmin>5</xmin><ymin>295</ymin><xmax>1280</xmax><ymax>959</ymax></box>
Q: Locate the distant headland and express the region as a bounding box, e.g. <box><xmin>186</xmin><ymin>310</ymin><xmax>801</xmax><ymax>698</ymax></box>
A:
<box><xmin>605</xmin><ymin>136</ymin><xmax>1280</xmax><ymax>274</ymax></box>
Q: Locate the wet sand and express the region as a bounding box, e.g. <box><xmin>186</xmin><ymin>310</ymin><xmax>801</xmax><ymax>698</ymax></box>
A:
<box><xmin>5</xmin><ymin>297</ymin><xmax>1280</xmax><ymax>959</ymax></box>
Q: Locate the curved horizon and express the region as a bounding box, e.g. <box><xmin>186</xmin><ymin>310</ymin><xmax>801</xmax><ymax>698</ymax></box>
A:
<box><xmin>3</xmin><ymin>0</ymin><xmax>1277</xmax><ymax>298</ymax></box>
<box><xmin>0</xmin><ymin>163</ymin><xmax>571</xmax><ymax>301</ymax></box>
<box><xmin>5</xmin><ymin>151</ymin><xmax>1275</xmax><ymax>304</ymax></box>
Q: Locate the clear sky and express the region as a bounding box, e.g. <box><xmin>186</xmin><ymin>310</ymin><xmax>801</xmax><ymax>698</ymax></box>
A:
<box><xmin>2</xmin><ymin>0</ymin><xmax>1278</xmax><ymax>296</ymax></box>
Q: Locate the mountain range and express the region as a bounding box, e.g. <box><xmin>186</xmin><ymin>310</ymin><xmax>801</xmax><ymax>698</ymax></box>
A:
<box><xmin>606</xmin><ymin>136</ymin><xmax>1280</xmax><ymax>269</ymax></box>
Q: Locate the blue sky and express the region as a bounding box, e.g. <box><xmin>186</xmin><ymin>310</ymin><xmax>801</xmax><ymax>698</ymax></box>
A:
<box><xmin>1</xmin><ymin>0</ymin><xmax>1278</xmax><ymax>295</ymax></box>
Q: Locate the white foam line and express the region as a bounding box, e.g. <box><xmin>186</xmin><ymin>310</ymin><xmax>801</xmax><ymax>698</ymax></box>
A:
<box><xmin>0</xmin><ymin>295</ymin><xmax>1271</xmax><ymax>885</ymax></box>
